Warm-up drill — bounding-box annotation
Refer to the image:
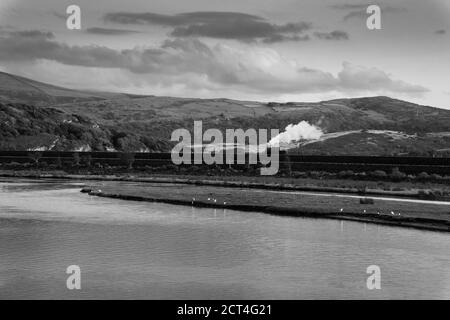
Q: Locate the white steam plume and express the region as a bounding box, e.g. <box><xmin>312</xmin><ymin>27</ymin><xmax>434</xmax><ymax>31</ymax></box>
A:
<box><xmin>269</xmin><ymin>121</ymin><xmax>323</xmax><ymax>147</ymax></box>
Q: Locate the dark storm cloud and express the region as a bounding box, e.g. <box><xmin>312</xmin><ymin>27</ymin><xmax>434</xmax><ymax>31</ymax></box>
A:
<box><xmin>104</xmin><ymin>11</ymin><xmax>312</xmax><ymax>43</ymax></box>
<box><xmin>314</xmin><ymin>30</ymin><xmax>349</xmax><ymax>40</ymax></box>
<box><xmin>0</xmin><ymin>30</ymin><xmax>428</xmax><ymax>95</ymax></box>
<box><xmin>86</xmin><ymin>27</ymin><xmax>140</xmax><ymax>35</ymax></box>
<box><xmin>330</xmin><ymin>4</ymin><xmax>406</xmax><ymax>21</ymax></box>
<box><xmin>435</xmin><ymin>29</ymin><xmax>446</xmax><ymax>35</ymax></box>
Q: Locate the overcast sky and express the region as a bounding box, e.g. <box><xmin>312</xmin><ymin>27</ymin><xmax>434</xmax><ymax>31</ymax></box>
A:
<box><xmin>0</xmin><ymin>0</ymin><xmax>449</xmax><ymax>108</ymax></box>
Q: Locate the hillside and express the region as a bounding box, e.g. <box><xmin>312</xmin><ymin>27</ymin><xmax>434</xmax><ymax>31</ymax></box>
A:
<box><xmin>0</xmin><ymin>71</ymin><xmax>449</xmax><ymax>155</ymax></box>
<box><xmin>0</xmin><ymin>71</ymin><xmax>146</xmax><ymax>105</ymax></box>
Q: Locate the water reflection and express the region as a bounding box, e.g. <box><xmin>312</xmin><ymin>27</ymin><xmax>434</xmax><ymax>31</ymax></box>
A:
<box><xmin>0</xmin><ymin>180</ymin><xmax>449</xmax><ymax>299</ymax></box>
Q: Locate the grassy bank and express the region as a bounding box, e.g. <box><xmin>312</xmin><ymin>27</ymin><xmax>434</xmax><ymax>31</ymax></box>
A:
<box><xmin>2</xmin><ymin>169</ymin><xmax>449</xmax><ymax>231</ymax></box>
<box><xmin>80</xmin><ymin>181</ymin><xmax>450</xmax><ymax>232</ymax></box>
<box><xmin>1</xmin><ymin>169</ymin><xmax>450</xmax><ymax>201</ymax></box>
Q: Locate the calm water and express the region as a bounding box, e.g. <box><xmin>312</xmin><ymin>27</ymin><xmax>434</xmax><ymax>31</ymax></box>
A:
<box><xmin>0</xmin><ymin>179</ymin><xmax>449</xmax><ymax>299</ymax></box>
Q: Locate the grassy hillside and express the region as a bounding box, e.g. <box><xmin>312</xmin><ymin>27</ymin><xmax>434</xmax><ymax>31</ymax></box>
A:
<box><xmin>0</xmin><ymin>71</ymin><xmax>144</xmax><ymax>105</ymax></box>
<box><xmin>1</xmin><ymin>71</ymin><xmax>449</xmax><ymax>155</ymax></box>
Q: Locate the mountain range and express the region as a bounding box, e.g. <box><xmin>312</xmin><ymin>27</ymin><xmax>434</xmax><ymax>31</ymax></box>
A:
<box><xmin>1</xmin><ymin>71</ymin><xmax>449</xmax><ymax>156</ymax></box>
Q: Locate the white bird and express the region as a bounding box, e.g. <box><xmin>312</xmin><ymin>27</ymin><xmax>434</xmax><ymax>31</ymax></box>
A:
<box><xmin>224</xmin><ymin>202</ymin><xmax>227</xmax><ymax>205</ymax></box>
<box><xmin>391</xmin><ymin>211</ymin><xmax>395</xmax><ymax>215</ymax></box>
<box><xmin>208</xmin><ymin>198</ymin><xmax>210</xmax><ymax>201</ymax></box>
<box><xmin>340</xmin><ymin>208</ymin><xmax>343</xmax><ymax>212</ymax></box>
<box><xmin>363</xmin><ymin>210</ymin><xmax>366</xmax><ymax>213</ymax></box>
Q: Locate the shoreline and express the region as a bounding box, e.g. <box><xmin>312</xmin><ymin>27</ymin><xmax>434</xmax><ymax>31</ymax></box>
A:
<box><xmin>1</xmin><ymin>170</ymin><xmax>449</xmax><ymax>201</ymax></box>
<box><xmin>85</xmin><ymin>189</ymin><xmax>450</xmax><ymax>232</ymax></box>
<box><xmin>1</xmin><ymin>172</ymin><xmax>449</xmax><ymax>232</ymax></box>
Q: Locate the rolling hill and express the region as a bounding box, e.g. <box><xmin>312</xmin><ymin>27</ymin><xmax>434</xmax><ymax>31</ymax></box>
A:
<box><xmin>1</xmin><ymin>71</ymin><xmax>449</xmax><ymax>156</ymax></box>
<box><xmin>0</xmin><ymin>71</ymin><xmax>146</xmax><ymax>105</ymax></box>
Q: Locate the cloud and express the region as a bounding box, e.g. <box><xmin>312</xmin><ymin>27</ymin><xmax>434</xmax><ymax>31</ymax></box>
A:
<box><xmin>104</xmin><ymin>11</ymin><xmax>263</xmax><ymax>26</ymax></box>
<box><xmin>0</xmin><ymin>30</ymin><xmax>428</xmax><ymax>96</ymax></box>
<box><xmin>104</xmin><ymin>11</ymin><xmax>311</xmax><ymax>43</ymax></box>
<box><xmin>435</xmin><ymin>29</ymin><xmax>446</xmax><ymax>35</ymax></box>
<box><xmin>337</xmin><ymin>62</ymin><xmax>428</xmax><ymax>93</ymax></box>
<box><xmin>0</xmin><ymin>30</ymin><xmax>123</xmax><ymax>68</ymax></box>
<box><xmin>331</xmin><ymin>4</ymin><xmax>368</xmax><ymax>10</ymax></box>
<box><xmin>86</xmin><ymin>27</ymin><xmax>140</xmax><ymax>35</ymax></box>
<box><xmin>51</xmin><ymin>11</ymin><xmax>66</xmax><ymax>21</ymax></box>
<box><xmin>10</xmin><ymin>30</ymin><xmax>55</xmax><ymax>39</ymax></box>
<box><xmin>331</xmin><ymin>4</ymin><xmax>406</xmax><ymax>21</ymax></box>
<box><xmin>262</xmin><ymin>34</ymin><xmax>310</xmax><ymax>43</ymax></box>
<box><xmin>314</xmin><ymin>30</ymin><xmax>349</xmax><ymax>40</ymax></box>
<box><xmin>0</xmin><ymin>25</ymin><xmax>16</xmax><ymax>31</ymax></box>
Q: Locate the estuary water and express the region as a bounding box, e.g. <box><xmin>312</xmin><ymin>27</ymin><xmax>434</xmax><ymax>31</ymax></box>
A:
<box><xmin>0</xmin><ymin>179</ymin><xmax>449</xmax><ymax>299</ymax></box>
